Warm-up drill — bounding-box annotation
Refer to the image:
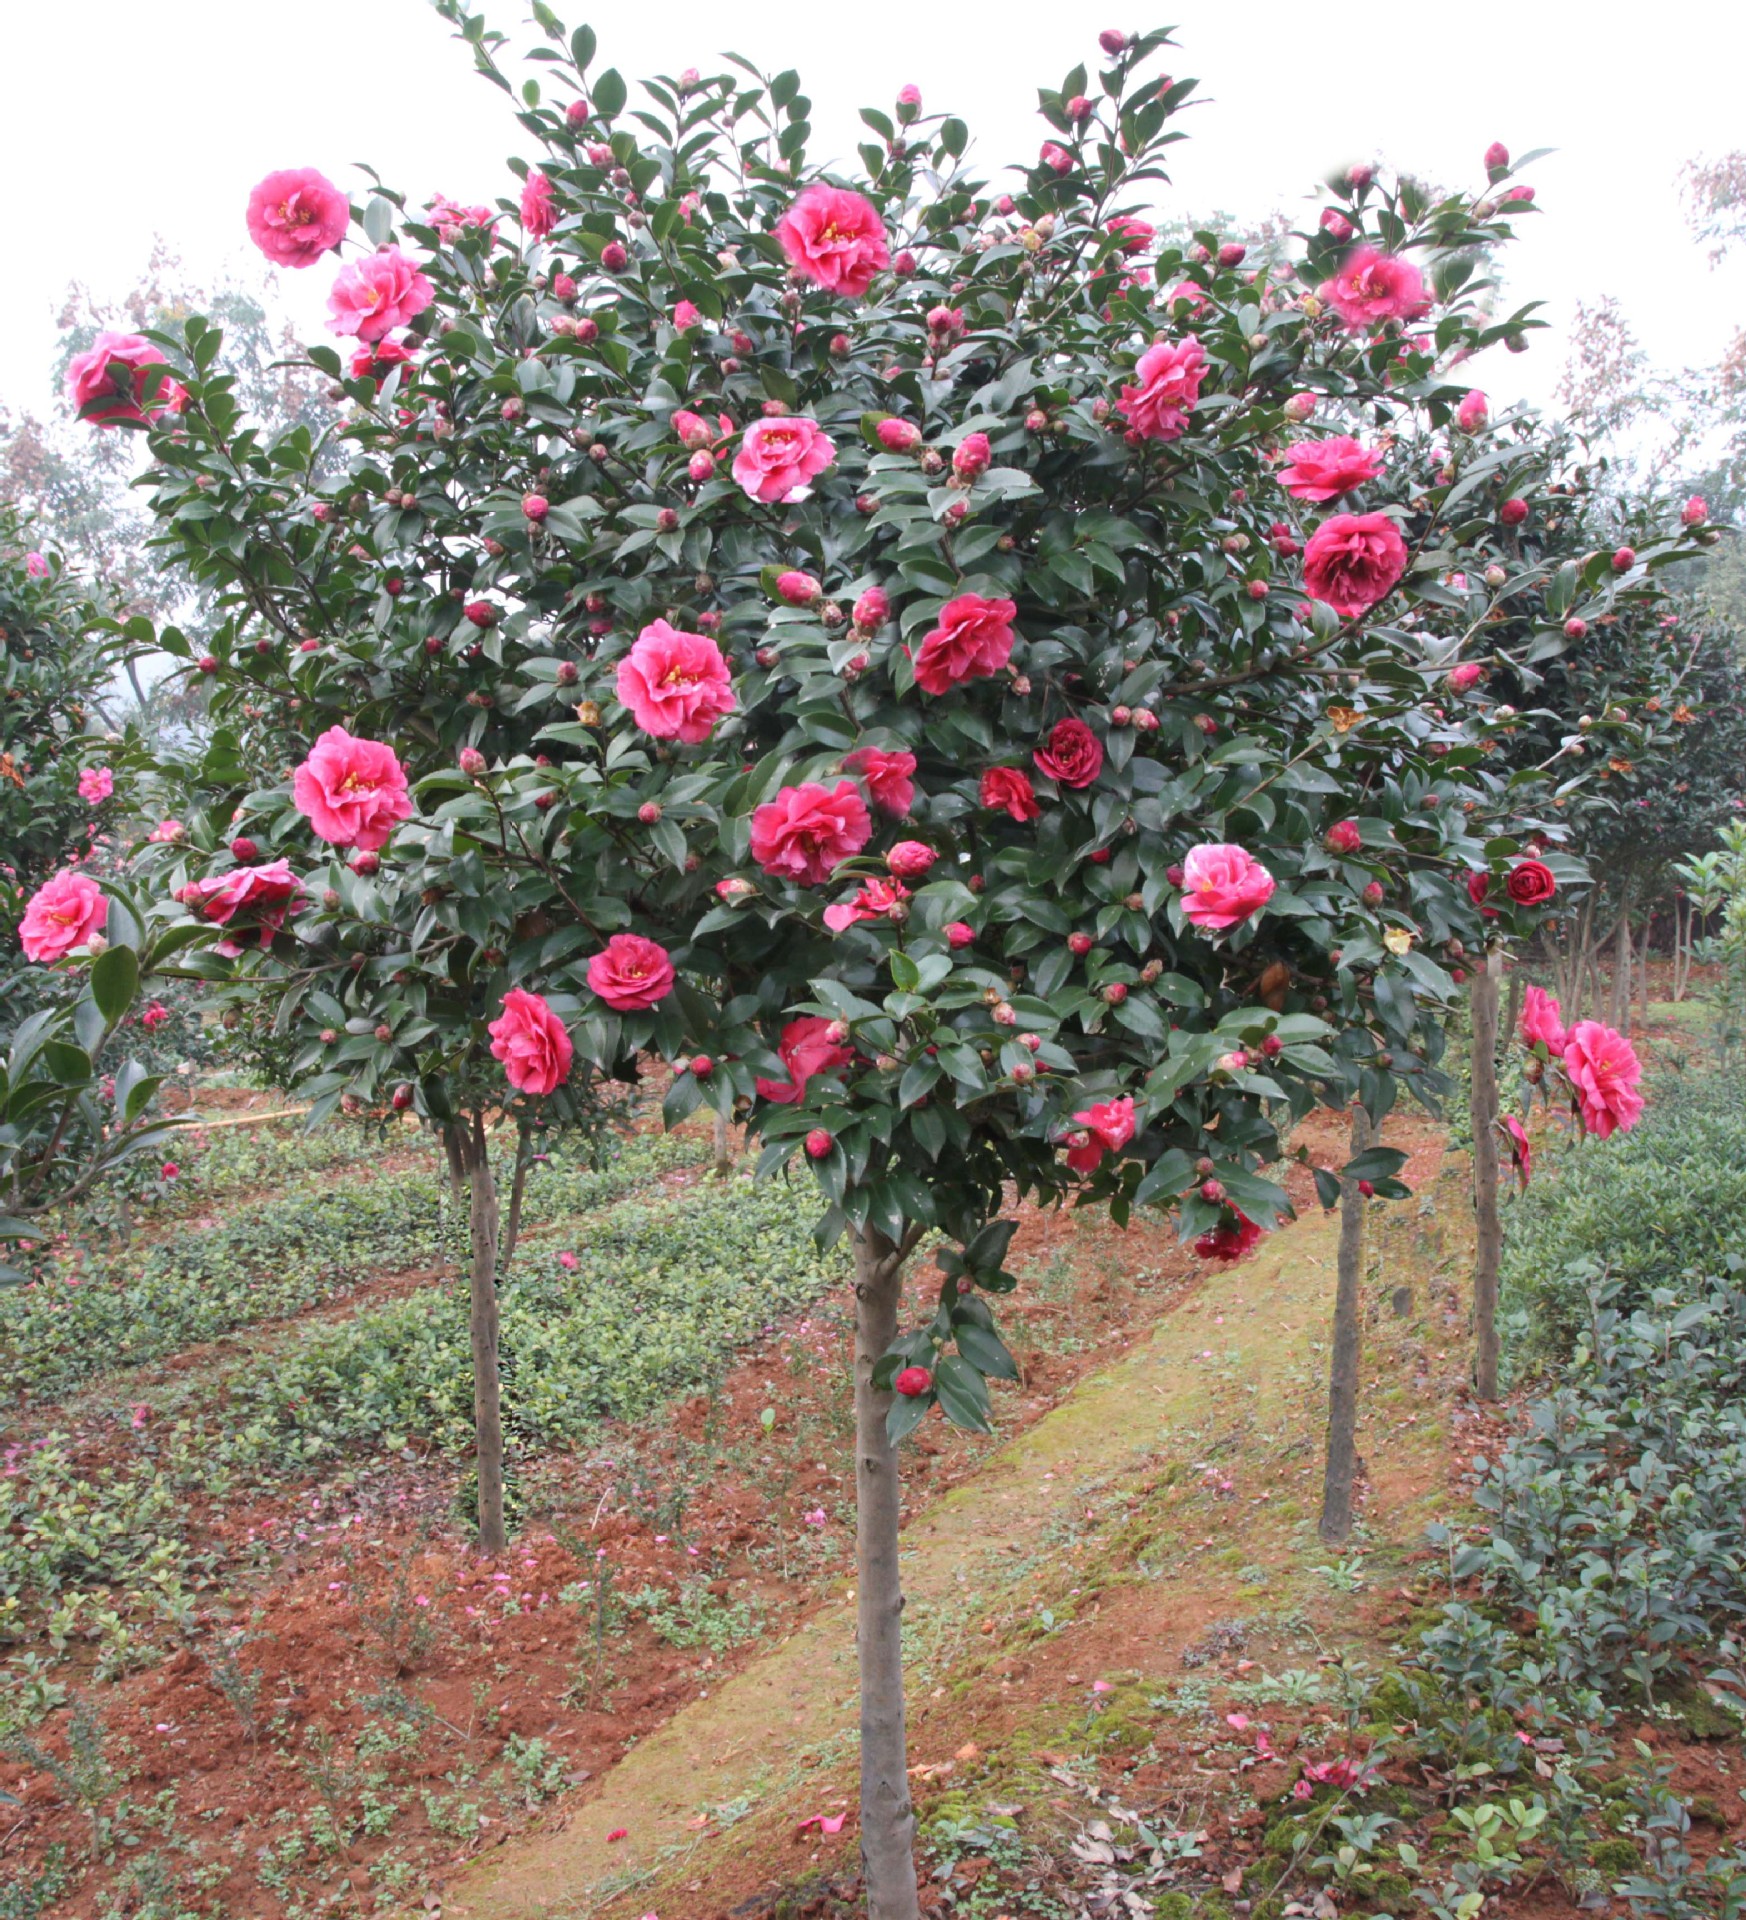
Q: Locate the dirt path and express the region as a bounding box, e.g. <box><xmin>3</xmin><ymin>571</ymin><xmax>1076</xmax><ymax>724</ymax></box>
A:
<box><xmin>435</xmin><ymin>1154</ymin><xmax>1469</xmax><ymax>1920</ymax></box>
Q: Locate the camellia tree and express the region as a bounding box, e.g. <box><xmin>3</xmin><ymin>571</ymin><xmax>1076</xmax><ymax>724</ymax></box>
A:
<box><xmin>26</xmin><ymin>13</ymin><xmax>1705</xmax><ymax>1910</ymax></box>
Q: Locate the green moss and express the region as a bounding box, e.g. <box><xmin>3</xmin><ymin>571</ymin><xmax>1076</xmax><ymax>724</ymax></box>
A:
<box><xmin>1589</xmin><ymin>1838</ymin><xmax>1641</xmax><ymax>1874</ymax></box>
<box><xmin>1358</xmin><ymin>1869</ymin><xmax>1414</xmax><ymax>1909</ymax></box>
<box><xmin>1365</xmin><ymin>1671</ymin><xmax>1424</xmax><ymax>1724</ymax></box>
<box><xmin>1263</xmin><ymin>1817</ymin><xmax>1309</xmax><ymax>1856</ymax></box>
<box><xmin>1661</xmin><ymin>1681</ymin><xmax>1738</xmax><ymax>1741</ymax></box>
<box><xmin>1689</xmin><ymin>1795</ymin><xmax>1728</xmax><ymax>1830</ymax></box>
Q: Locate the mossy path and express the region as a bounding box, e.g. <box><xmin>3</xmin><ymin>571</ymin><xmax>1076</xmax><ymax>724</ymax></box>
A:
<box><xmin>438</xmin><ymin>1151</ymin><xmax>1472</xmax><ymax>1920</ymax></box>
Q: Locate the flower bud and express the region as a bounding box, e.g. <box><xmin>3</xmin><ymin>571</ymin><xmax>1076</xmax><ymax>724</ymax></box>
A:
<box><xmin>805</xmin><ymin>1128</ymin><xmax>834</xmax><ymax>1160</ymax></box>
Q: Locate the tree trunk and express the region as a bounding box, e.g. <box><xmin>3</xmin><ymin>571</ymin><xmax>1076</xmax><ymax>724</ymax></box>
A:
<box><xmin>1319</xmin><ymin>1105</ymin><xmax>1371</xmax><ymax>1546</ymax></box>
<box><xmin>442</xmin><ymin>1125</ymin><xmax>466</xmax><ymax>1203</ymax></box>
<box><xmin>712</xmin><ymin>1106</ymin><xmax>735</xmax><ymax>1180</ymax></box>
<box><xmin>1470</xmin><ymin>950</ymin><xmax>1504</xmax><ymax>1401</ymax></box>
<box><xmin>851</xmin><ymin>1224</ymin><xmax>919</xmax><ymax>1920</ymax></box>
<box><xmin>1609</xmin><ymin>915</ymin><xmax>1631</xmax><ymax>1032</ymax></box>
<box><xmin>500</xmin><ymin>1119</ymin><xmax>533</xmax><ymax>1270</ymax></box>
<box><xmin>460</xmin><ymin>1115</ymin><xmax>507</xmax><ymax>1555</ymax></box>
<box><xmin>1638</xmin><ymin>913</ymin><xmax>1655</xmax><ymax>1018</ymax></box>
<box><xmin>1502</xmin><ymin>966</ymin><xmax>1523</xmax><ymax>1064</ymax></box>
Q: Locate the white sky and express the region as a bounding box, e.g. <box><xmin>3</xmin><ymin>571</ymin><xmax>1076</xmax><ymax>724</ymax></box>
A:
<box><xmin>3</xmin><ymin>0</ymin><xmax>1744</xmax><ymax>425</ymax></box>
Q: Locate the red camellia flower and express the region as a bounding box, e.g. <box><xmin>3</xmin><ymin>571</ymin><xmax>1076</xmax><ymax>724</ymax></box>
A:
<box><xmin>1504</xmin><ymin>859</ymin><xmax>1556</xmax><ymax>906</ymax></box>
<box><xmin>615</xmin><ymin>619</ymin><xmax>736</xmax><ymax>743</ymax></box>
<box><xmin>980</xmin><ymin>766</ymin><xmax>1040</xmax><ymax>822</ymax></box>
<box><xmin>325</xmin><ymin>246</ymin><xmax>435</xmax><ymax>344</ymax></box>
<box><xmin>1561</xmin><ymin>1020</ymin><xmax>1644</xmax><ymax>1140</ymax></box>
<box><xmin>1064</xmin><ymin>1095</ymin><xmax>1137</xmax><ymax>1173</ymax></box>
<box><xmin>1447</xmin><ymin>662</ymin><xmax>1484</xmax><ymax>693</ymax></box>
<box><xmin>18</xmin><ymin>870</ymin><xmax>107</xmax><ymax>962</ymax></box>
<box><xmin>245</xmin><ymin>168</ymin><xmax>350</xmax><ymax>268</ymax></box>
<box><xmin>913</xmin><ymin>594</ymin><xmax>1017</xmax><ymax>695</ymax></box>
<box><xmin>1502</xmin><ymin>1114</ymin><xmax>1533</xmax><ymax>1191</ymax></box>
<box><xmin>350</xmin><ymin>335</ymin><xmax>417</xmax><ymax>384</ymax></box>
<box><xmin>776</xmin><ymin>569</ymin><xmax>821</xmax><ymax>605</ymax></box>
<box><xmin>1318</xmin><ymin>247</ymin><xmax>1430</xmax><ymax>329</ymax></box>
<box><xmin>1106</xmin><ymin>215</ymin><xmax>1154</xmax><ymax>253</ymax></box>
<box><xmin>520</xmin><ymin>168</ymin><xmax>557</xmax><ymax>237</ymax></box>
<box><xmin>893</xmin><ymin>1365</ymin><xmax>933</xmax><ymax>1397</ymax></box>
<box><xmin>1033</xmin><ymin>718</ymin><xmax>1104</xmax><ymax>789</ymax></box>
<box><xmin>184</xmin><ymin>860</ymin><xmax>305</xmax><ymax>956</ymax></box>
<box><xmin>1179</xmin><ymin>843</ymin><xmax>1275</xmax><ymax>930</ymax></box>
<box><xmin>774</xmin><ymin>184</ymin><xmax>891</xmax><ymax>296</ymax></box>
<box><xmin>1499</xmin><ymin>497</ymin><xmax>1529</xmax><ymax>526</ymax></box>
<box><xmin>1195</xmin><ymin>1213</ymin><xmax>1263</xmax><ymax>1262</ymax></box>
<box><xmin>1116</xmin><ymin>338</ymin><xmax>1207</xmax><ymax>442</ymax></box>
<box><xmin>291</xmin><ymin>726</ymin><xmax>412</xmax><ymax>852</ymax></box>
<box><xmin>586</xmin><ymin>932</ymin><xmax>676</xmax><ymax>1010</ymax></box>
<box><xmin>750</xmin><ymin>780</ymin><xmax>872</xmax><ymax>886</ymax></box>
<box><xmin>1519</xmin><ymin>986</ymin><xmax>1566</xmax><ymax>1053</ymax></box>
<box><xmin>1302</xmin><ymin>512</ymin><xmax>1408</xmax><ymax>618</ymax></box>
<box><xmin>824</xmin><ymin>875</ymin><xmax>910</xmax><ymax>932</ymax></box>
<box><xmin>843</xmin><ymin>745</ymin><xmax>916</xmax><ymax>816</ymax></box>
<box><xmin>488</xmin><ymin>988</ymin><xmax>574</xmax><ymax>1095</ymax></box>
<box><xmin>755</xmin><ymin>1016</ymin><xmax>854</xmax><ymax>1104</ymax></box>
<box><xmin>1325</xmin><ymin>819</ymin><xmax>1363</xmax><ymax>855</ymax></box>
<box><xmin>1467</xmin><ymin>871</ymin><xmax>1498</xmax><ymax>917</ymax></box>
<box><xmin>1278</xmin><ymin>435</ymin><xmax>1384</xmax><ymax>503</ymax></box>
<box><xmin>65</xmin><ymin>332</ymin><xmax>187</xmax><ymax>427</ymax></box>
<box><xmin>731</xmin><ymin>416</ymin><xmax>837</xmax><ymax>504</ymax></box>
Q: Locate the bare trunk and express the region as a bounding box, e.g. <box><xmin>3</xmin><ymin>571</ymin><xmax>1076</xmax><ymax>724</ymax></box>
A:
<box><xmin>712</xmin><ymin>1106</ymin><xmax>735</xmax><ymax>1180</ymax></box>
<box><xmin>851</xmin><ymin>1225</ymin><xmax>919</xmax><ymax>1920</ymax></box>
<box><xmin>500</xmin><ymin>1120</ymin><xmax>533</xmax><ymax>1270</ymax></box>
<box><xmin>1319</xmin><ymin>1105</ymin><xmax>1371</xmax><ymax>1546</ymax></box>
<box><xmin>442</xmin><ymin>1125</ymin><xmax>466</xmax><ymax>1202</ymax></box>
<box><xmin>1470</xmin><ymin>951</ymin><xmax>1504</xmax><ymax>1401</ymax></box>
<box><xmin>1674</xmin><ymin>896</ymin><xmax>1692</xmax><ymax>1002</ymax></box>
<box><xmin>1608</xmin><ymin>915</ymin><xmax>1631</xmax><ymax>1032</ymax></box>
<box><xmin>1502</xmin><ymin>966</ymin><xmax>1523</xmax><ymax>1066</ymax></box>
<box><xmin>461</xmin><ymin>1115</ymin><xmax>507</xmax><ymax>1555</ymax></box>
<box><xmin>1638</xmin><ymin>913</ymin><xmax>1655</xmax><ymax>1017</ymax></box>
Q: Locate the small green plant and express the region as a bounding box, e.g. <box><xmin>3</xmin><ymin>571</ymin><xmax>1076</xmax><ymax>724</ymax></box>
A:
<box><xmin>624</xmin><ymin>1578</ymin><xmax>762</xmax><ymax>1656</ymax></box>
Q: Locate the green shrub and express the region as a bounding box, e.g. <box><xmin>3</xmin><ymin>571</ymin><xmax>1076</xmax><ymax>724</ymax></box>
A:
<box><xmin>1500</xmin><ymin>1068</ymin><xmax>1746</xmax><ymax>1371</ymax></box>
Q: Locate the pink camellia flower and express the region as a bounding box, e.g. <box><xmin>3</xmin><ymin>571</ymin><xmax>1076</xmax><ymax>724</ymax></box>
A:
<box><xmin>1325</xmin><ymin>819</ymin><xmax>1363</xmax><ymax>855</ymax></box>
<box><xmin>824</xmin><ymin>875</ymin><xmax>910</xmax><ymax>933</ymax></box>
<box><xmin>672</xmin><ymin>299</ymin><xmax>702</xmax><ymax>329</ymax></box>
<box><xmin>1302</xmin><ymin>511</ymin><xmax>1409</xmax><ymax>618</ymax></box>
<box><xmin>1278</xmin><ymin>435</ymin><xmax>1384</xmax><ymax>503</ymax></box>
<box><xmin>1681</xmin><ymin>495</ymin><xmax>1708</xmax><ymax>527</ymax></box>
<box><xmin>773</xmin><ymin>184</ymin><xmax>890</xmax><ymax>297</ymax></box>
<box><xmin>24</xmin><ymin>551</ymin><xmax>50</xmax><ymax>579</ymax></box>
<box><xmin>1502</xmin><ymin>1114</ymin><xmax>1533</xmax><ymax>1191</ymax></box>
<box><xmin>184</xmin><ymin>860</ymin><xmax>304</xmax><ymax>956</ymax></box>
<box><xmin>426</xmin><ymin>193</ymin><xmax>498</xmax><ymax>246</ymax></box>
<box><xmin>1484</xmin><ymin>140</ymin><xmax>1510</xmax><ymax>172</ymax></box>
<box><xmin>844</xmin><ymin>745</ymin><xmax>916</xmax><ymax>816</ymax></box>
<box><xmin>488</xmin><ymin>988</ymin><xmax>574</xmax><ymax>1096</ymax></box>
<box><xmin>520</xmin><ymin>168</ymin><xmax>557</xmax><ymax>238</ymax></box>
<box><xmin>1065</xmin><ymin>1095</ymin><xmax>1136</xmax><ymax>1173</ymax></box>
<box><xmin>755</xmin><ymin>1015</ymin><xmax>854</xmax><ymax>1103</ymax></box>
<box><xmin>1106</xmin><ymin>216</ymin><xmax>1155</xmax><ymax>254</ymax></box>
<box><xmin>1179</xmin><ymin>843</ymin><xmax>1276</xmax><ymax>931</ymax></box>
<box><xmin>77</xmin><ymin>767</ymin><xmax>114</xmax><ymax>804</ymax></box>
<box><xmin>893</xmin><ymin>1365</ymin><xmax>932</xmax><ymax>1397</ymax></box>
<box><xmin>875</xmin><ymin>417</ymin><xmax>921</xmax><ymax>453</ymax></box>
<box><xmin>750</xmin><ymin>780</ymin><xmax>872</xmax><ymax>887</ymax></box>
<box><xmin>325</xmin><ymin>247</ymin><xmax>434</xmax><ymax>344</ymax></box>
<box><xmin>65</xmin><ymin>332</ymin><xmax>186</xmax><ymax>427</ymax></box>
<box><xmin>350</xmin><ymin>335</ymin><xmax>417</xmax><ymax>384</ymax></box>
<box><xmin>1195</xmin><ymin>1212</ymin><xmax>1263</xmax><ymax>1262</ymax></box>
<box><xmin>1561</xmin><ymin>1020</ymin><xmax>1644</xmax><ymax>1140</ymax></box>
<box><xmin>776</xmin><ymin>570</ymin><xmax>821</xmax><ymax>605</ymax></box>
<box><xmin>245</xmin><ymin>168</ymin><xmax>350</xmax><ymax>268</ymax></box>
<box><xmin>19</xmin><ymin>870</ymin><xmax>106</xmax><ymax>962</ymax></box>
<box><xmin>731</xmin><ymin>416</ymin><xmax>837</xmax><ymax>504</ymax></box>
<box><xmin>673</xmin><ymin>408</ymin><xmax>732</xmax><ymax>450</ymax></box>
<box><xmin>1319</xmin><ymin>247</ymin><xmax>1431</xmax><ymax>329</ymax></box>
<box><xmin>1040</xmin><ymin>142</ymin><xmax>1073</xmax><ymax>175</ymax></box>
<box><xmin>1117</xmin><ymin>338</ymin><xmax>1208</xmax><ymax>442</ymax></box>
<box><xmin>1519</xmin><ymin>985</ymin><xmax>1567</xmax><ymax>1053</ymax></box>
<box><xmin>1161</xmin><ymin>279</ymin><xmax>1208</xmax><ymax>314</ymax></box>
<box><xmin>897</xmin><ymin>83</ymin><xmax>922</xmax><ymax>110</ymax></box>
<box><xmin>913</xmin><ymin>593</ymin><xmax>1017</xmax><ymax>695</ymax></box>
<box><xmin>886</xmin><ymin>841</ymin><xmax>936</xmax><ymax>878</ymax></box>
<box><xmin>1457</xmin><ymin>389</ymin><xmax>1490</xmax><ymax>433</ymax></box>
<box><xmin>980</xmin><ymin>766</ymin><xmax>1040</xmax><ymax>822</ymax></box>
<box><xmin>615</xmin><ymin>619</ymin><xmax>736</xmax><ymax>744</ymax></box>
<box><xmin>587</xmin><ymin>932</ymin><xmax>676</xmax><ymax>1010</ymax></box>
<box><xmin>1447</xmin><ymin>661</ymin><xmax>1485</xmax><ymax>693</ymax></box>
<box><xmin>149</xmin><ymin>818</ymin><xmax>185</xmax><ymax>844</ymax></box>
<box><xmin>953</xmin><ymin>432</ymin><xmax>992</xmax><ymax>480</ymax></box>
<box><xmin>291</xmin><ymin>726</ymin><xmax>412</xmax><ymax>851</ymax></box>
<box><xmin>1034</xmin><ymin>718</ymin><xmax>1104</xmax><ymax>789</ymax></box>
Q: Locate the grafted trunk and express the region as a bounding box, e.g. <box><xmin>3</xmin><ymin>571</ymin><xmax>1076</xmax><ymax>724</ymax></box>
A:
<box><xmin>1319</xmin><ymin>1105</ymin><xmax>1371</xmax><ymax>1546</ymax></box>
<box><xmin>1469</xmin><ymin>950</ymin><xmax>1504</xmax><ymax>1401</ymax></box>
<box><xmin>458</xmin><ymin>1115</ymin><xmax>507</xmax><ymax>1555</ymax></box>
<box><xmin>851</xmin><ymin>1224</ymin><xmax>919</xmax><ymax>1920</ymax></box>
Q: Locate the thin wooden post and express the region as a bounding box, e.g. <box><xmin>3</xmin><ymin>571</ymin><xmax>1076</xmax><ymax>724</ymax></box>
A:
<box><xmin>1470</xmin><ymin>950</ymin><xmax>1504</xmax><ymax>1400</ymax></box>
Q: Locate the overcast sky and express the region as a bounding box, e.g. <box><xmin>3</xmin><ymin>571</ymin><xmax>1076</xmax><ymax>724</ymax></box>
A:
<box><xmin>4</xmin><ymin>1</ymin><xmax>1744</xmax><ymax>428</ymax></box>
